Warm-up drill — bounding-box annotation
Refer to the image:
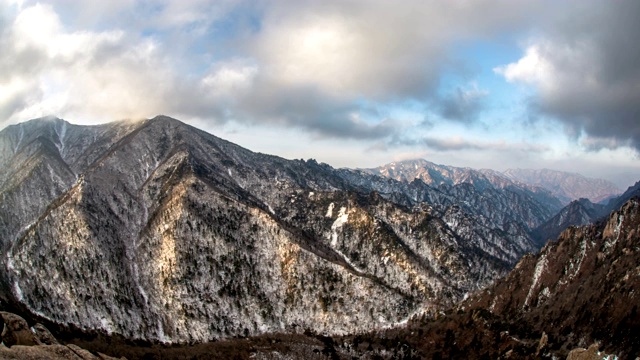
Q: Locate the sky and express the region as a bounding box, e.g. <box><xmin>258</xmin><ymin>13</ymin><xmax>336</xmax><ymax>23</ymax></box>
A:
<box><xmin>1</xmin><ymin>0</ymin><xmax>639</xmax><ymax>188</ymax></box>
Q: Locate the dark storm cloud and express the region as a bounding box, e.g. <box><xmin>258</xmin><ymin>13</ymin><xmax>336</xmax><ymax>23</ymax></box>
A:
<box><xmin>436</xmin><ymin>86</ymin><xmax>488</xmax><ymax>124</ymax></box>
<box><xmin>498</xmin><ymin>0</ymin><xmax>640</xmax><ymax>152</ymax></box>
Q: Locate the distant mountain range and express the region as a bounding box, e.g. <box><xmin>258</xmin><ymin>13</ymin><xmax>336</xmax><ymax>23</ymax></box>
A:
<box><xmin>503</xmin><ymin>168</ymin><xmax>622</xmax><ymax>204</ymax></box>
<box><xmin>365</xmin><ymin>159</ymin><xmax>622</xmax><ymax>205</ymax></box>
<box><xmin>533</xmin><ymin>180</ymin><xmax>640</xmax><ymax>244</ymax></box>
<box><xmin>0</xmin><ymin>115</ymin><xmax>637</xmax><ymax>358</ymax></box>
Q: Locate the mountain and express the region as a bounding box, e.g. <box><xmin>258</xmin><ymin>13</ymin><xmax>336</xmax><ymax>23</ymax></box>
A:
<box><xmin>365</xmin><ymin>158</ymin><xmax>506</xmax><ymax>191</ymax></box>
<box><xmin>367</xmin><ymin>159</ymin><xmax>621</xmax><ymax>207</ymax></box>
<box><xmin>532</xmin><ymin>198</ymin><xmax>608</xmax><ymax>244</ymax></box>
<box><xmin>0</xmin><ymin>115</ymin><xmax>561</xmax><ymax>344</ymax></box>
<box><xmin>72</xmin><ymin>198</ymin><xmax>640</xmax><ymax>359</ymax></box>
<box><xmin>466</xmin><ymin>197</ymin><xmax>640</xmax><ymax>358</ymax></box>
<box><xmin>503</xmin><ymin>168</ymin><xmax>622</xmax><ymax>204</ymax></box>
<box><xmin>364</xmin><ymin>158</ymin><xmax>563</xmax><ymax>214</ymax></box>
<box><xmin>533</xmin><ymin>180</ymin><xmax>640</xmax><ymax>245</ymax></box>
<box><xmin>306</xmin><ymin>198</ymin><xmax>639</xmax><ymax>359</ymax></box>
<box><xmin>605</xmin><ymin>179</ymin><xmax>640</xmax><ymax>213</ymax></box>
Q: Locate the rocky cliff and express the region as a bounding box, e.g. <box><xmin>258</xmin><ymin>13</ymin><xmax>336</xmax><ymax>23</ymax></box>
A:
<box><xmin>469</xmin><ymin>197</ymin><xmax>640</xmax><ymax>357</ymax></box>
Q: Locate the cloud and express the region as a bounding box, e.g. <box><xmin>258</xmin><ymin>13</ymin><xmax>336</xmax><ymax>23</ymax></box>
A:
<box><xmin>0</xmin><ymin>1</ymin><xmax>408</xmax><ymax>140</ymax></box>
<box><xmin>388</xmin><ymin>133</ymin><xmax>549</xmax><ymax>153</ymax></box>
<box><xmin>0</xmin><ymin>3</ymin><xmax>177</xmax><ymax>124</ymax></box>
<box><xmin>495</xmin><ymin>0</ymin><xmax>640</xmax><ymax>152</ymax></box>
<box><xmin>247</xmin><ymin>0</ymin><xmax>541</xmax><ymax>102</ymax></box>
<box><xmin>421</xmin><ymin>137</ymin><xmax>548</xmax><ymax>153</ymax></box>
<box><xmin>436</xmin><ymin>84</ymin><xmax>488</xmax><ymax>123</ymax></box>
<box><xmin>8</xmin><ymin>0</ymin><xmax>638</xmax><ymax>151</ymax></box>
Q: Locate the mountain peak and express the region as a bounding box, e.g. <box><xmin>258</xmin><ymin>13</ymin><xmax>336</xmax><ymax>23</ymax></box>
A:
<box><xmin>148</xmin><ymin>114</ymin><xmax>181</xmax><ymax>123</ymax></box>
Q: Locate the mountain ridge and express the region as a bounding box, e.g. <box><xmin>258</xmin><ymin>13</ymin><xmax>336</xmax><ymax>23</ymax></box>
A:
<box><xmin>366</xmin><ymin>159</ymin><xmax>622</xmax><ymax>206</ymax></box>
<box><xmin>0</xmin><ymin>115</ymin><xmax>638</xmax><ymax>358</ymax></box>
<box><xmin>0</xmin><ymin>115</ymin><xmax>556</xmax><ymax>343</ymax></box>
<box><xmin>503</xmin><ymin>167</ymin><xmax>622</xmax><ymax>204</ymax></box>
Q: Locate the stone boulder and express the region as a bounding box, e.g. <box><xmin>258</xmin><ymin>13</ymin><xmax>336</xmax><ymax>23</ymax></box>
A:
<box><xmin>32</xmin><ymin>323</ymin><xmax>59</xmax><ymax>345</ymax></box>
<box><xmin>1</xmin><ymin>312</ymin><xmax>39</xmax><ymax>347</ymax></box>
<box><xmin>566</xmin><ymin>344</ymin><xmax>616</xmax><ymax>360</ymax></box>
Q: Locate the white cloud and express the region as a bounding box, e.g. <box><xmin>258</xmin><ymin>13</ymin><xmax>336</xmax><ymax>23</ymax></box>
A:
<box><xmin>0</xmin><ymin>3</ymin><xmax>174</xmax><ymax>124</ymax></box>
<box><xmin>494</xmin><ymin>45</ymin><xmax>554</xmax><ymax>87</ymax></box>
<box><xmin>201</xmin><ymin>59</ymin><xmax>258</xmax><ymax>100</ymax></box>
<box><xmin>1</xmin><ymin>0</ymin><xmax>638</xmax><ymax>186</ymax></box>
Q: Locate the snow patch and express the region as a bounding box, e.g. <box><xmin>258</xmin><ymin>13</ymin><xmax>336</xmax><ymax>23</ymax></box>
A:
<box><xmin>330</xmin><ymin>207</ymin><xmax>349</xmax><ymax>247</ymax></box>
<box><xmin>14</xmin><ymin>124</ymin><xmax>24</xmax><ymax>154</ymax></box>
<box><xmin>6</xmin><ymin>255</ymin><xmax>24</xmax><ymax>301</ymax></box>
<box><xmin>614</xmin><ymin>213</ymin><xmax>623</xmax><ymax>239</ymax></box>
<box><xmin>335</xmin><ymin>248</ymin><xmax>365</xmax><ymax>273</ymax></box>
<box><xmin>524</xmin><ymin>252</ymin><xmax>547</xmax><ymax>308</ymax></box>
<box><xmin>327</xmin><ymin>207</ymin><xmax>366</xmax><ymax>272</ymax></box>
<box><xmin>13</xmin><ymin>281</ymin><xmax>23</xmax><ymax>301</ymax></box>
<box><xmin>326</xmin><ymin>202</ymin><xmax>335</xmax><ymax>218</ymax></box>
<box><xmin>100</xmin><ymin>317</ymin><xmax>114</xmax><ymax>334</ymax></box>
<box><xmin>55</xmin><ymin>120</ymin><xmax>67</xmax><ymax>155</ymax></box>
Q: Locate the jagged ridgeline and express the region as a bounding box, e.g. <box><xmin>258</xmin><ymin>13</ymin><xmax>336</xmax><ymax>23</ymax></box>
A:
<box><xmin>0</xmin><ymin>115</ymin><xmax>562</xmax><ymax>343</ymax></box>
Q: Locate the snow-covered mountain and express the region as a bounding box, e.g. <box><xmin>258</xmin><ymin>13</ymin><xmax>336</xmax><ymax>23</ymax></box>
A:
<box><xmin>104</xmin><ymin>198</ymin><xmax>638</xmax><ymax>359</ymax></box>
<box><xmin>367</xmin><ymin>159</ymin><xmax>621</xmax><ymax>206</ymax></box>
<box><xmin>0</xmin><ymin>116</ymin><xmax>567</xmax><ymax>344</ymax></box>
<box><xmin>366</xmin><ymin>158</ymin><xmax>532</xmax><ymax>191</ymax></box>
<box><xmin>364</xmin><ymin>159</ymin><xmax>563</xmax><ymax>212</ymax></box>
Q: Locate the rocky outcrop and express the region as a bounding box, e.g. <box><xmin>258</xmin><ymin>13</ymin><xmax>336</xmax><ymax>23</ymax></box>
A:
<box><xmin>0</xmin><ymin>344</ymin><xmax>124</xmax><ymax>360</ymax></box>
<box><xmin>32</xmin><ymin>323</ymin><xmax>58</xmax><ymax>346</ymax></box>
<box><xmin>1</xmin><ymin>312</ymin><xmax>39</xmax><ymax>347</ymax></box>
<box><xmin>566</xmin><ymin>344</ymin><xmax>616</xmax><ymax>360</ymax></box>
<box><xmin>0</xmin><ymin>311</ymin><xmax>122</xmax><ymax>359</ymax></box>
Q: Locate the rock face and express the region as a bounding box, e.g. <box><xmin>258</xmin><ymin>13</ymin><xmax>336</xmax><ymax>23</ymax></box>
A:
<box><xmin>470</xmin><ymin>198</ymin><xmax>640</xmax><ymax>358</ymax></box>
<box><xmin>503</xmin><ymin>168</ymin><xmax>621</xmax><ymax>204</ymax></box>
<box><xmin>0</xmin><ymin>116</ymin><xmax>564</xmax><ymax>344</ymax></box>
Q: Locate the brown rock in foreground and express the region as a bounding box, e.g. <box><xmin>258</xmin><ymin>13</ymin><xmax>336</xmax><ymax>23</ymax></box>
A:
<box><xmin>0</xmin><ymin>311</ymin><xmax>126</xmax><ymax>360</ymax></box>
<box><xmin>1</xmin><ymin>312</ymin><xmax>39</xmax><ymax>347</ymax></box>
<box><xmin>566</xmin><ymin>344</ymin><xmax>614</xmax><ymax>360</ymax></box>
